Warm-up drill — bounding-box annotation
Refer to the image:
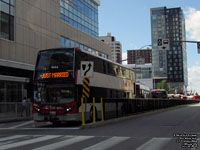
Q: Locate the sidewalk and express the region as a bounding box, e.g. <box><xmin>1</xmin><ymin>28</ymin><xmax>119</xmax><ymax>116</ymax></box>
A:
<box><xmin>0</xmin><ymin>113</ymin><xmax>33</xmax><ymax>123</ymax></box>
<box><xmin>0</xmin><ymin>102</ymin><xmax>32</xmax><ymax>123</ymax></box>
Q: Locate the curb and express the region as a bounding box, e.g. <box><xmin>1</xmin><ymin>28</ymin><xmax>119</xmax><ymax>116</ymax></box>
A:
<box><xmin>81</xmin><ymin>103</ymin><xmax>198</xmax><ymax>129</ymax></box>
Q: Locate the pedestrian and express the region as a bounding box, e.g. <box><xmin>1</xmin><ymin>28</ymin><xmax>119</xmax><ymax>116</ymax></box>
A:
<box><xmin>21</xmin><ymin>97</ymin><xmax>27</xmax><ymax>117</ymax></box>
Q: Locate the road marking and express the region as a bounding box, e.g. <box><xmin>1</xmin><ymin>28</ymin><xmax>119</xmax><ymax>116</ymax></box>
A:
<box><xmin>136</xmin><ymin>138</ymin><xmax>171</xmax><ymax>150</ymax></box>
<box><xmin>0</xmin><ymin>135</ymin><xmax>60</xmax><ymax>150</ymax></box>
<box><xmin>33</xmin><ymin>135</ymin><xmax>94</xmax><ymax>150</ymax></box>
<box><xmin>8</xmin><ymin>120</ymin><xmax>34</xmax><ymax>129</ymax></box>
<box><xmin>83</xmin><ymin>136</ymin><xmax>130</xmax><ymax>150</ymax></box>
<box><xmin>0</xmin><ymin>127</ymin><xmax>81</xmax><ymax>130</ymax></box>
<box><xmin>0</xmin><ymin>135</ymin><xmax>27</xmax><ymax>142</ymax></box>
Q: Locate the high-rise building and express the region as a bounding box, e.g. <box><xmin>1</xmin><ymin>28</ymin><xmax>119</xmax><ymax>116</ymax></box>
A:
<box><xmin>127</xmin><ymin>49</ymin><xmax>152</xmax><ymax>64</ymax></box>
<box><xmin>125</xmin><ymin>64</ymin><xmax>153</xmax><ymax>90</ymax></box>
<box><xmin>0</xmin><ymin>0</ymin><xmax>111</xmax><ymax>102</ymax></box>
<box><xmin>151</xmin><ymin>7</ymin><xmax>188</xmax><ymax>93</ymax></box>
<box><xmin>60</xmin><ymin>0</ymin><xmax>99</xmax><ymax>39</ymax></box>
<box><xmin>99</xmin><ymin>33</ymin><xmax>122</xmax><ymax>63</ymax></box>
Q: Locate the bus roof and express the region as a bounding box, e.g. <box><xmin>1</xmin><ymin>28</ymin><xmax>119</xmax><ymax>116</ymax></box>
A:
<box><xmin>38</xmin><ymin>47</ymin><xmax>135</xmax><ymax>72</ymax></box>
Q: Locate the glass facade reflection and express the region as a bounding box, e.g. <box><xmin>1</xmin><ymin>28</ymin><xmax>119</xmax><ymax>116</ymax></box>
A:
<box><xmin>136</xmin><ymin>68</ymin><xmax>152</xmax><ymax>79</ymax></box>
<box><xmin>61</xmin><ymin>36</ymin><xmax>108</xmax><ymax>59</ymax></box>
<box><xmin>0</xmin><ymin>0</ymin><xmax>15</xmax><ymax>40</ymax></box>
<box><xmin>0</xmin><ymin>66</ymin><xmax>33</xmax><ymax>102</ymax></box>
<box><xmin>60</xmin><ymin>0</ymin><xmax>99</xmax><ymax>39</ymax></box>
<box><xmin>0</xmin><ymin>81</ymin><xmax>24</xmax><ymax>102</ymax></box>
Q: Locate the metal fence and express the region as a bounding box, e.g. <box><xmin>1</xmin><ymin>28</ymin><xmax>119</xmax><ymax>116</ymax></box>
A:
<box><xmin>102</xmin><ymin>98</ymin><xmax>199</xmax><ymax>120</ymax></box>
<box><xmin>0</xmin><ymin>102</ymin><xmax>32</xmax><ymax>121</ymax></box>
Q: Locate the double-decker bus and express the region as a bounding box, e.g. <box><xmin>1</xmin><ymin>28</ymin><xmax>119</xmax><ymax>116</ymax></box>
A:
<box><xmin>33</xmin><ymin>48</ymin><xmax>135</xmax><ymax>124</ymax></box>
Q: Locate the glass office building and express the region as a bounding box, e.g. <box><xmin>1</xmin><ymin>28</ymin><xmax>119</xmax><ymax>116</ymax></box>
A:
<box><xmin>151</xmin><ymin>7</ymin><xmax>188</xmax><ymax>93</ymax></box>
<box><xmin>60</xmin><ymin>36</ymin><xmax>108</xmax><ymax>58</ymax></box>
<box><xmin>0</xmin><ymin>0</ymin><xmax>110</xmax><ymax>103</ymax></box>
<box><xmin>0</xmin><ymin>0</ymin><xmax>15</xmax><ymax>40</ymax></box>
<box><xmin>0</xmin><ymin>0</ymin><xmax>30</xmax><ymax>102</ymax></box>
<box><xmin>60</xmin><ymin>0</ymin><xmax>99</xmax><ymax>39</ymax></box>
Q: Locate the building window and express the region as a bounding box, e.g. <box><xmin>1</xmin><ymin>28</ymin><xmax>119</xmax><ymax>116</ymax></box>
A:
<box><xmin>59</xmin><ymin>0</ymin><xmax>99</xmax><ymax>39</ymax></box>
<box><xmin>0</xmin><ymin>0</ymin><xmax>15</xmax><ymax>41</ymax></box>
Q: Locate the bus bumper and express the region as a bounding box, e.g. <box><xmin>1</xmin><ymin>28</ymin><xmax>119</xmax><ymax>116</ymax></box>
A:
<box><xmin>33</xmin><ymin>113</ymin><xmax>82</xmax><ymax>122</ymax></box>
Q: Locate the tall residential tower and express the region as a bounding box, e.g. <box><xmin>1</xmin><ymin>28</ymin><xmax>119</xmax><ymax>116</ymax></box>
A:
<box><xmin>100</xmin><ymin>33</ymin><xmax>122</xmax><ymax>63</ymax></box>
<box><xmin>151</xmin><ymin>7</ymin><xmax>188</xmax><ymax>93</ymax></box>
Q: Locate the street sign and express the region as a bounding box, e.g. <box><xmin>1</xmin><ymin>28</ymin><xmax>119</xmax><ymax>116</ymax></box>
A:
<box><xmin>81</xmin><ymin>61</ymin><xmax>94</xmax><ymax>78</ymax></box>
<box><xmin>197</xmin><ymin>42</ymin><xmax>200</xmax><ymax>54</ymax></box>
<box><xmin>82</xmin><ymin>78</ymin><xmax>90</xmax><ymax>98</ymax></box>
<box><xmin>157</xmin><ymin>39</ymin><xmax>170</xmax><ymax>50</ymax></box>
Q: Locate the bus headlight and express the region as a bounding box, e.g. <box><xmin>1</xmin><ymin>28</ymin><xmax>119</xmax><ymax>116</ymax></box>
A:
<box><xmin>66</xmin><ymin>107</ymin><xmax>72</xmax><ymax>112</ymax></box>
<box><xmin>36</xmin><ymin>107</ymin><xmax>40</xmax><ymax>112</ymax></box>
<box><xmin>33</xmin><ymin>103</ymin><xmax>41</xmax><ymax>112</ymax></box>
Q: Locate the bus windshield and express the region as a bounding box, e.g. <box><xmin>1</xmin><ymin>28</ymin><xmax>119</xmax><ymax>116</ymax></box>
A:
<box><xmin>151</xmin><ymin>90</ymin><xmax>167</xmax><ymax>98</ymax></box>
<box><xmin>34</xmin><ymin>83</ymin><xmax>74</xmax><ymax>104</ymax></box>
<box><xmin>35</xmin><ymin>49</ymin><xmax>74</xmax><ymax>81</ymax></box>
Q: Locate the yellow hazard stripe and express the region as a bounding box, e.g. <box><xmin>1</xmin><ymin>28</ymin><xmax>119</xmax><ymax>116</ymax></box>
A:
<box><xmin>83</xmin><ymin>84</ymin><xmax>90</xmax><ymax>92</ymax></box>
<box><xmin>83</xmin><ymin>81</ymin><xmax>90</xmax><ymax>89</ymax></box>
<box><xmin>83</xmin><ymin>89</ymin><xmax>89</xmax><ymax>98</ymax></box>
<box><xmin>83</xmin><ymin>78</ymin><xmax>90</xmax><ymax>86</ymax></box>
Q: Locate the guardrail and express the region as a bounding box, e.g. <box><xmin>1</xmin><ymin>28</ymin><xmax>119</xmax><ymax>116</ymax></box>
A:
<box><xmin>0</xmin><ymin>102</ymin><xmax>32</xmax><ymax>122</ymax></box>
<box><xmin>102</xmin><ymin>98</ymin><xmax>199</xmax><ymax>120</ymax></box>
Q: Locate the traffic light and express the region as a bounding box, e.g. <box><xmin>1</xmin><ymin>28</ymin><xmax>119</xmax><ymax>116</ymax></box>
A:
<box><xmin>197</xmin><ymin>42</ymin><xmax>200</xmax><ymax>54</ymax></box>
<box><xmin>157</xmin><ymin>39</ymin><xmax>162</xmax><ymax>46</ymax></box>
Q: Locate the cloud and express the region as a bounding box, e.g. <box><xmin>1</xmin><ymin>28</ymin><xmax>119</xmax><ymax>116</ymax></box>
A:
<box><xmin>185</xmin><ymin>8</ymin><xmax>200</xmax><ymax>40</ymax></box>
<box><xmin>188</xmin><ymin>66</ymin><xmax>200</xmax><ymax>94</ymax></box>
<box><xmin>185</xmin><ymin>7</ymin><xmax>200</xmax><ymax>94</ymax></box>
<box><xmin>195</xmin><ymin>61</ymin><xmax>200</xmax><ymax>65</ymax></box>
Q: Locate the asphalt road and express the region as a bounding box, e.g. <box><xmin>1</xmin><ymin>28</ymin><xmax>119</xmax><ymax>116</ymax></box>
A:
<box><xmin>0</xmin><ymin>103</ymin><xmax>200</xmax><ymax>150</ymax></box>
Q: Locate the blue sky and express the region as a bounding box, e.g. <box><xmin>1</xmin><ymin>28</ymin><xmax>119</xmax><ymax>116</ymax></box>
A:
<box><xmin>98</xmin><ymin>0</ymin><xmax>200</xmax><ymax>94</ymax></box>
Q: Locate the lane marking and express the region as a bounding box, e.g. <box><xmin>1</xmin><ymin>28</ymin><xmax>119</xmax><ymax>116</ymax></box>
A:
<box><xmin>0</xmin><ymin>135</ymin><xmax>27</xmax><ymax>142</ymax></box>
<box><xmin>0</xmin><ymin>127</ymin><xmax>81</xmax><ymax>130</ymax></box>
<box><xmin>136</xmin><ymin>138</ymin><xmax>171</xmax><ymax>150</ymax></box>
<box><xmin>83</xmin><ymin>136</ymin><xmax>130</xmax><ymax>150</ymax></box>
<box><xmin>0</xmin><ymin>135</ymin><xmax>60</xmax><ymax>150</ymax></box>
<box><xmin>8</xmin><ymin>120</ymin><xmax>34</xmax><ymax>129</ymax></box>
<box><xmin>33</xmin><ymin>136</ymin><xmax>94</xmax><ymax>150</ymax></box>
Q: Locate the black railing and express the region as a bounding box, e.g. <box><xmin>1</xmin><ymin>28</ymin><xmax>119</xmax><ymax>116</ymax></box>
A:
<box><xmin>102</xmin><ymin>98</ymin><xmax>199</xmax><ymax>120</ymax></box>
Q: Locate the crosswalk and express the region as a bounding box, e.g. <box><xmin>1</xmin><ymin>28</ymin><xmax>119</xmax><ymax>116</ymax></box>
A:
<box><xmin>0</xmin><ymin>135</ymin><xmax>198</xmax><ymax>150</ymax></box>
<box><xmin>0</xmin><ymin>135</ymin><xmax>130</xmax><ymax>150</ymax></box>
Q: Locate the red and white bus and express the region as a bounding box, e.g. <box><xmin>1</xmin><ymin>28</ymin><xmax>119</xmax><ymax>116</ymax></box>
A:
<box><xmin>33</xmin><ymin>48</ymin><xmax>135</xmax><ymax>124</ymax></box>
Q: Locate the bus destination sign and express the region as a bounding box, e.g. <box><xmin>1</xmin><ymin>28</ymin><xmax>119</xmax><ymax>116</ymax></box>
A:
<box><xmin>41</xmin><ymin>72</ymin><xmax>69</xmax><ymax>79</ymax></box>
